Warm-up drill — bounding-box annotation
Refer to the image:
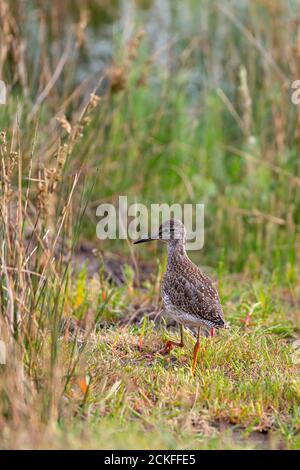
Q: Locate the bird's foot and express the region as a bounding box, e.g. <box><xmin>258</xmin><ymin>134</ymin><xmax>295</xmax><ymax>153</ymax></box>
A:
<box><xmin>163</xmin><ymin>340</ymin><xmax>184</xmax><ymax>355</ymax></box>
<box><xmin>210</xmin><ymin>328</ymin><xmax>215</xmax><ymax>338</ymax></box>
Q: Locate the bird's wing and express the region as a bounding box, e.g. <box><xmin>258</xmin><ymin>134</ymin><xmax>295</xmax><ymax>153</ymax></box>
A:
<box><xmin>163</xmin><ymin>265</ymin><xmax>225</xmax><ymax>326</ymax></box>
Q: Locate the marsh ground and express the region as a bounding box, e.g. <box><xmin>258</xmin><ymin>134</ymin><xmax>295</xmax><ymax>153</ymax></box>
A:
<box><xmin>0</xmin><ymin>0</ymin><xmax>300</xmax><ymax>450</ymax></box>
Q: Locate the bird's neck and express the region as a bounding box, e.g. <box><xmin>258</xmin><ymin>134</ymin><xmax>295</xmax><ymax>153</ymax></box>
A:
<box><xmin>166</xmin><ymin>240</ymin><xmax>188</xmax><ymax>266</ymax></box>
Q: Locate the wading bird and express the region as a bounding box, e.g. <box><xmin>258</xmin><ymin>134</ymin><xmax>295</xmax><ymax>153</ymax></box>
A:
<box><xmin>134</xmin><ymin>219</ymin><xmax>227</xmax><ymax>374</ymax></box>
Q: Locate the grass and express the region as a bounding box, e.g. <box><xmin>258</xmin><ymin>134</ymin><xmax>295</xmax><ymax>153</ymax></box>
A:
<box><xmin>0</xmin><ymin>0</ymin><xmax>300</xmax><ymax>450</ymax></box>
<box><xmin>1</xmin><ymin>264</ymin><xmax>300</xmax><ymax>449</ymax></box>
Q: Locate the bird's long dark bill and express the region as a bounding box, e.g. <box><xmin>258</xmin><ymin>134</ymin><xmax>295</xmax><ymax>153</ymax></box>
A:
<box><xmin>133</xmin><ymin>238</ymin><xmax>154</xmax><ymax>244</ymax></box>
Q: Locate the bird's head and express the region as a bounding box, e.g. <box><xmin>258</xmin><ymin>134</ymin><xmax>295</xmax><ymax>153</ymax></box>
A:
<box><xmin>133</xmin><ymin>218</ymin><xmax>187</xmax><ymax>245</ymax></box>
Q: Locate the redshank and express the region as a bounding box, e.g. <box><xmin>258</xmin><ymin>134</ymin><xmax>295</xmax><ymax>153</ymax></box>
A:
<box><xmin>134</xmin><ymin>218</ymin><xmax>227</xmax><ymax>374</ymax></box>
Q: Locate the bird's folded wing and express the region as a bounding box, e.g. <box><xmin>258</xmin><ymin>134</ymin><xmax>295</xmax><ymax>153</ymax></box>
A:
<box><xmin>163</xmin><ymin>269</ymin><xmax>224</xmax><ymax>325</ymax></box>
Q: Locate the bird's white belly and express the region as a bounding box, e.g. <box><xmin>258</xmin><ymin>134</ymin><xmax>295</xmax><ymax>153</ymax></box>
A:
<box><xmin>162</xmin><ymin>294</ymin><xmax>204</xmax><ymax>326</ymax></box>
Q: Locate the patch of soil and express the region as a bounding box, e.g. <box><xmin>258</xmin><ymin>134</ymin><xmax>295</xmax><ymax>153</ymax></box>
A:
<box><xmin>73</xmin><ymin>240</ymin><xmax>155</xmax><ymax>285</ymax></box>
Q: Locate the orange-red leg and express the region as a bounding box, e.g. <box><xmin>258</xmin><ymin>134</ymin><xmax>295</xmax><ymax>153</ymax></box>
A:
<box><xmin>138</xmin><ymin>335</ymin><xmax>143</xmax><ymax>351</ymax></box>
<box><xmin>210</xmin><ymin>327</ymin><xmax>215</xmax><ymax>338</ymax></box>
<box><xmin>164</xmin><ymin>324</ymin><xmax>184</xmax><ymax>354</ymax></box>
<box><xmin>191</xmin><ymin>327</ymin><xmax>201</xmax><ymax>374</ymax></box>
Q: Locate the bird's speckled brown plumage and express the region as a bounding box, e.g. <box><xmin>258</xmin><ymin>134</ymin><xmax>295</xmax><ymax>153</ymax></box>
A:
<box><xmin>134</xmin><ymin>218</ymin><xmax>227</xmax><ymax>373</ymax></box>
<box><xmin>162</xmin><ymin>241</ymin><xmax>225</xmax><ymax>329</ymax></box>
<box><xmin>135</xmin><ymin>218</ymin><xmax>226</xmax><ymax>329</ymax></box>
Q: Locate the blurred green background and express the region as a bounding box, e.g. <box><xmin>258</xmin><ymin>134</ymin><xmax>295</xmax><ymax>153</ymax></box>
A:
<box><xmin>1</xmin><ymin>0</ymin><xmax>300</xmax><ymax>274</ymax></box>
